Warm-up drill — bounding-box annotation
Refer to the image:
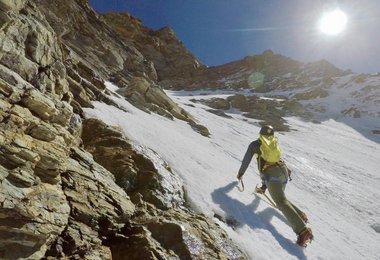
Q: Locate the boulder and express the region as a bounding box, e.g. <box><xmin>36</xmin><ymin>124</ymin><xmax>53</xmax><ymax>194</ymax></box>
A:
<box><xmin>206</xmin><ymin>98</ymin><xmax>231</xmax><ymax>110</ymax></box>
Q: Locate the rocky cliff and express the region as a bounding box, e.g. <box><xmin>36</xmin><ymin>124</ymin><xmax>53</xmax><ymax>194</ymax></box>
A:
<box><xmin>0</xmin><ymin>0</ymin><xmax>243</xmax><ymax>259</ymax></box>
<box><xmin>102</xmin><ymin>12</ymin><xmax>204</xmax><ymax>81</ymax></box>
<box><xmin>1</xmin><ymin>0</ymin><xmax>378</xmax><ymax>258</ymax></box>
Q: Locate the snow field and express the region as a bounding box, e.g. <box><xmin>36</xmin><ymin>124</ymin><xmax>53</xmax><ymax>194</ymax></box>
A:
<box><xmin>84</xmin><ymin>83</ymin><xmax>380</xmax><ymax>259</ymax></box>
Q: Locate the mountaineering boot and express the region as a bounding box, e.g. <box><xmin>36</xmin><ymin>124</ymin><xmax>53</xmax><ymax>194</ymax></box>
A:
<box><xmin>255</xmin><ymin>184</ymin><xmax>267</xmax><ymax>194</ymax></box>
<box><xmin>297</xmin><ymin>227</ymin><xmax>313</xmax><ymax>247</ymax></box>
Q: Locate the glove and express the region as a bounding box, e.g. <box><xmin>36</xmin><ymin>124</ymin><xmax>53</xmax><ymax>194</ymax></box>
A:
<box><xmin>255</xmin><ymin>183</ymin><xmax>267</xmax><ymax>194</ymax></box>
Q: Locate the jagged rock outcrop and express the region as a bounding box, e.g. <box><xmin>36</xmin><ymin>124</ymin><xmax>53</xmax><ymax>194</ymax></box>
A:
<box><xmin>80</xmin><ymin>119</ymin><xmax>244</xmax><ymax>259</ymax></box>
<box><xmin>103</xmin><ymin>13</ymin><xmax>204</xmax><ymax>81</ymax></box>
<box><xmin>34</xmin><ymin>0</ymin><xmax>156</xmax><ymax>81</ymax></box>
<box><xmin>115</xmin><ymin>77</ymin><xmax>210</xmax><ymax>137</ymax></box>
<box><xmin>32</xmin><ymin>0</ymin><xmax>210</xmax><ymax>136</ymax></box>
<box><xmin>1</xmin><ymin>1</ymin><xmax>77</xmax><ymax>258</ymax></box>
<box><xmin>116</xmin><ymin>76</ymin><xmax>191</xmax><ymax>121</ymax></box>
<box><xmin>82</xmin><ymin>118</ymin><xmax>185</xmax><ymax>210</ymax></box>
<box><xmin>0</xmin><ymin>0</ymin><xmax>243</xmax><ymax>259</ymax></box>
<box><xmin>45</xmin><ymin>147</ymin><xmax>135</xmax><ymax>259</ymax></box>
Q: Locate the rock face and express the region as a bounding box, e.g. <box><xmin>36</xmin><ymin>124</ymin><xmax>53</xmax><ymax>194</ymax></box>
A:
<box><xmin>34</xmin><ymin>0</ymin><xmax>155</xmax><ymax>81</ymax></box>
<box><xmin>116</xmin><ymin>76</ymin><xmax>191</xmax><ymax>121</ymax></box>
<box><xmin>0</xmin><ymin>1</ymin><xmax>77</xmax><ymax>257</ymax></box>
<box><xmin>115</xmin><ymin>77</ymin><xmax>210</xmax><ymax>137</ymax></box>
<box><xmin>81</xmin><ymin>119</ymin><xmax>185</xmax><ymax>210</ymax></box>
<box><xmin>32</xmin><ymin>0</ymin><xmax>210</xmax><ymax>135</ymax></box>
<box><xmin>3</xmin><ymin>0</ymin><xmax>376</xmax><ymax>258</ymax></box>
<box><xmin>0</xmin><ymin>0</ymin><xmax>243</xmax><ymax>259</ymax></box>
<box><xmin>194</xmin><ymin>95</ymin><xmax>292</xmax><ymax>131</ymax></box>
<box><xmin>80</xmin><ymin>119</ymin><xmax>243</xmax><ymax>259</ymax></box>
<box><xmin>103</xmin><ymin>13</ymin><xmax>204</xmax><ymax>81</ymax></box>
<box><xmin>181</xmin><ymin>50</ymin><xmax>379</xmax><ymax>131</ymax></box>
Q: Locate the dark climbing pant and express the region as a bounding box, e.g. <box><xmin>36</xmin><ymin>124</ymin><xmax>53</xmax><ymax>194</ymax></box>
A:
<box><xmin>264</xmin><ymin>165</ymin><xmax>306</xmax><ymax>235</ymax></box>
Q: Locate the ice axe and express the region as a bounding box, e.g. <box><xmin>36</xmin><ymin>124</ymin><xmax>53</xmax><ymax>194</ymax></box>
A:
<box><xmin>237</xmin><ymin>178</ymin><xmax>244</xmax><ymax>192</ymax></box>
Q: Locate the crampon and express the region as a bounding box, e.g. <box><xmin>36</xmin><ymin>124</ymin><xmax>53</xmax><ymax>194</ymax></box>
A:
<box><xmin>297</xmin><ymin>227</ymin><xmax>313</xmax><ymax>247</ymax></box>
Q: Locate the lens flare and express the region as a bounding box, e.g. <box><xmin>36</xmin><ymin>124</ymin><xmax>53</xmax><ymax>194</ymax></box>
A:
<box><xmin>318</xmin><ymin>10</ymin><xmax>348</xmax><ymax>35</ymax></box>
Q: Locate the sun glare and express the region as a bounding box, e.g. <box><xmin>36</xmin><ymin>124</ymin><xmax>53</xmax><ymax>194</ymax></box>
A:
<box><xmin>318</xmin><ymin>10</ymin><xmax>348</xmax><ymax>35</ymax></box>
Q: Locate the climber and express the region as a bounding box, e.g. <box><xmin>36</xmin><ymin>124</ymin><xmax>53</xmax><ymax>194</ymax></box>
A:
<box><xmin>236</xmin><ymin>125</ymin><xmax>313</xmax><ymax>247</ymax></box>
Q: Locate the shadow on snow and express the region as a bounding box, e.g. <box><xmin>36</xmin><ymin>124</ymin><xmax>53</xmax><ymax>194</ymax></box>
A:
<box><xmin>211</xmin><ymin>181</ymin><xmax>306</xmax><ymax>260</ymax></box>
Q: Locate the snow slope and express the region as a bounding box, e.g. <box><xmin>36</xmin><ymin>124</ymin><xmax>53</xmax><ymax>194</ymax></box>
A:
<box><xmin>85</xmin><ymin>83</ymin><xmax>380</xmax><ymax>260</ymax></box>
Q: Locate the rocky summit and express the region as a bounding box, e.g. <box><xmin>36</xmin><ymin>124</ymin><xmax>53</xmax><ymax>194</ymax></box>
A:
<box><xmin>0</xmin><ymin>0</ymin><xmax>379</xmax><ymax>259</ymax></box>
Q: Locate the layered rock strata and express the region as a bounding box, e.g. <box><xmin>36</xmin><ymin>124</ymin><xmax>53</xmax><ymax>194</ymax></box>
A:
<box><xmin>0</xmin><ymin>0</ymin><xmax>243</xmax><ymax>258</ymax></box>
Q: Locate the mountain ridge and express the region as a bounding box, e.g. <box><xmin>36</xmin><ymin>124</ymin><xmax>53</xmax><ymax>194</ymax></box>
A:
<box><xmin>0</xmin><ymin>0</ymin><xmax>379</xmax><ymax>259</ymax></box>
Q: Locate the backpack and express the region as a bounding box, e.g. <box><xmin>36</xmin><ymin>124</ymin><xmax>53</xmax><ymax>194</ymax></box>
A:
<box><xmin>259</xmin><ymin>135</ymin><xmax>281</xmax><ymax>163</ymax></box>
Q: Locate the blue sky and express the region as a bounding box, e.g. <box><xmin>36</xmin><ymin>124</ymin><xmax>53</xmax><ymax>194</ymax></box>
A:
<box><xmin>89</xmin><ymin>0</ymin><xmax>380</xmax><ymax>73</ymax></box>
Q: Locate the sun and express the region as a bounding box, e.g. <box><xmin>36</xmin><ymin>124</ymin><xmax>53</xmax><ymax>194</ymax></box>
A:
<box><xmin>318</xmin><ymin>10</ymin><xmax>348</xmax><ymax>35</ymax></box>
